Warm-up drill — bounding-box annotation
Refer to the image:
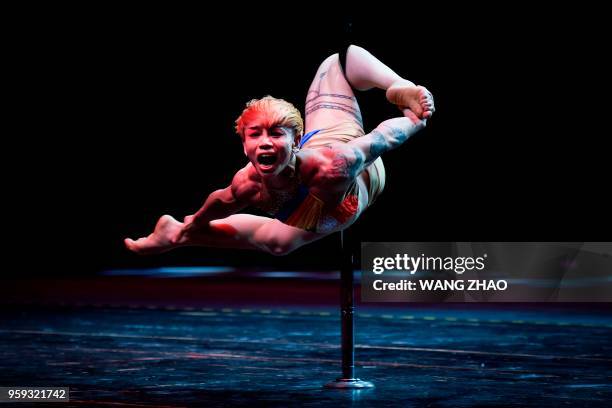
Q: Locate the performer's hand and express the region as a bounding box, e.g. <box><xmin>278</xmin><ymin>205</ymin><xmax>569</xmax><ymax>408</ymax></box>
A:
<box><xmin>401</xmin><ymin>108</ymin><xmax>427</xmax><ymax>127</ymax></box>
<box><xmin>177</xmin><ymin>215</ymin><xmax>210</xmax><ymax>242</ymax></box>
<box><xmin>177</xmin><ymin>219</ymin><xmax>193</xmax><ymax>242</ymax></box>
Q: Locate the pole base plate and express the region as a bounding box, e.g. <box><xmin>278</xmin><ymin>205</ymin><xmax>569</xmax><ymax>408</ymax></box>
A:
<box><xmin>324</xmin><ymin>378</ymin><xmax>375</xmax><ymax>389</ymax></box>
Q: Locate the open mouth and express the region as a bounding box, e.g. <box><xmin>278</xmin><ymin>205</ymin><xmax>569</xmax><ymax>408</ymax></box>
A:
<box><xmin>257</xmin><ymin>153</ymin><xmax>277</xmax><ymax>167</ymax></box>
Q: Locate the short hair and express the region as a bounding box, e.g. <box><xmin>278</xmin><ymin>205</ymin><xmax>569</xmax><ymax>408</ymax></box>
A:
<box><xmin>235</xmin><ymin>96</ymin><xmax>303</xmax><ymax>139</ymax></box>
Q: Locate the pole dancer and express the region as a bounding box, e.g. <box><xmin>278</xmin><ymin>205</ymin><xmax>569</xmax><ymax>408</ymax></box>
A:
<box><xmin>125</xmin><ymin>45</ymin><xmax>434</xmax><ymax>255</ymax></box>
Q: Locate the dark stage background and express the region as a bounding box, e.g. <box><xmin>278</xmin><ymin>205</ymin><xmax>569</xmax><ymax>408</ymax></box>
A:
<box><xmin>9</xmin><ymin>6</ymin><xmax>609</xmax><ymax>276</ymax></box>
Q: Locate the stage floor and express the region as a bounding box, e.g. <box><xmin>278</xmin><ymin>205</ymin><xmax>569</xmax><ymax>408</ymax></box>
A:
<box><xmin>1</xmin><ymin>304</ymin><xmax>611</xmax><ymax>407</ymax></box>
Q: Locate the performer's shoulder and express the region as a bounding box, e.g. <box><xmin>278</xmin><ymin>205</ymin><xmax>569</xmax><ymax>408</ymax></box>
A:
<box><xmin>297</xmin><ymin>147</ymin><xmax>332</xmax><ymax>181</ymax></box>
<box><xmin>299</xmin><ymin>144</ymin><xmax>357</xmax><ymax>184</ymax></box>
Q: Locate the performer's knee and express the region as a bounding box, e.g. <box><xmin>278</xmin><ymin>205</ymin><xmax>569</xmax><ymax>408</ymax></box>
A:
<box><xmin>264</xmin><ymin>240</ymin><xmax>296</xmax><ymax>256</ymax></box>
<box><xmin>254</xmin><ymin>229</ymin><xmax>293</xmax><ymax>256</ymax></box>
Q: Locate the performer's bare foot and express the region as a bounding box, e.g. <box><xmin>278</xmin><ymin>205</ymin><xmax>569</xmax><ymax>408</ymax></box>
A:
<box><xmin>124</xmin><ymin>215</ymin><xmax>183</xmax><ymax>255</ymax></box>
<box><xmin>386</xmin><ymin>80</ymin><xmax>435</xmax><ymax>119</ymax></box>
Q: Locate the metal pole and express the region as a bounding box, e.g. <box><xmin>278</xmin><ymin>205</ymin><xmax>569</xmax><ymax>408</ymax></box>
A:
<box><xmin>324</xmin><ymin>230</ymin><xmax>374</xmax><ymax>389</ymax></box>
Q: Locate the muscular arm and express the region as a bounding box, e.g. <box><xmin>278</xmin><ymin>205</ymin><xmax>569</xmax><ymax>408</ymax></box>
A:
<box><xmin>187</xmin><ymin>187</ymin><xmax>246</xmax><ymax>226</ymax></box>
<box><xmin>346</xmin><ymin>112</ymin><xmax>425</xmax><ymax>175</ymax></box>
<box><xmin>126</xmin><ymin>165</ymin><xmax>324</xmax><ymax>255</ymax></box>
<box><xmin>302</xmin><ymin>112</ymin><xmax>425</xmax><ymax>191</ymax></box>
<box><xmin>183</xmin><ymin>167</ymin><xmax>258</xmax><ymax>230</ymax></box>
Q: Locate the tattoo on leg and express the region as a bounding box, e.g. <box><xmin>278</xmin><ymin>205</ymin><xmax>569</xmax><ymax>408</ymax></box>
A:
<box><xmin>306</xmin><ymin>70</ymin><xmax>327</xmax><ymax>98</ymax></box>
<box><xmin>305</xmin><ymin>92</ymin><xmax>363</xmax><ymax>125</ymax></box>
<box><xmin>305</xmin><ymin>93</ymin><xmax>355</xmax><ymax>105</ymax></box>
<box><xmin>305</xmin><ymin>66</ymin><xmax>364</xmax><ymax>126</ymax></box>
<box><xmin>306</xmin><ymin>102</ymin><xmax>361</xmax><ymax>118</ymax></box>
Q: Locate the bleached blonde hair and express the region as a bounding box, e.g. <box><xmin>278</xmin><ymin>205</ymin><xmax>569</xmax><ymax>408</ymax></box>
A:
<box><xmin>235</xmin><ymin>96</ymin><xmax>303</xmax><ymax>140</ymax></box>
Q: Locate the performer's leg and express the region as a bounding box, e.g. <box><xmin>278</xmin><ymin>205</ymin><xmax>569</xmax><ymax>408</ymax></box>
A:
<box><xmin>344</xmin><ymin>45</ymin><xmax>434</xmax><ymax>119</ymax></box>
<box><xmin>303</xmin><ymin>51</ymin><xmax>382</xmax><ymax>208</ymax></box>
<box><xmin>125</xmin><ymin>214</ymin><xmax>323</xmax><ymax>256</ymax></box>
<box><xmin>305</xmin><ymin>46</ymin><xmax>434</xmax><ymax>131</ymax></box>
<box><xmin>304</xmin><ymin>53</ymin><xmax>362</xmax><ymax>134</ymax></box>
<box><xmin>344</xmin><ymin>44</ymin><xmax>403</xmax><ymax>90</ymax></box>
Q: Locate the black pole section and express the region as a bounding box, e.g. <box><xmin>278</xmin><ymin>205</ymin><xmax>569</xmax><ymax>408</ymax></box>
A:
<box><xmin>324</xmin><ymin>230</ymin><xmax>374</xmax><ymax>389</ymax></box>
<box><xmin>340</xmin><ymin>229</ymin><xmax>354</xmax><ymax>379</ymax></box>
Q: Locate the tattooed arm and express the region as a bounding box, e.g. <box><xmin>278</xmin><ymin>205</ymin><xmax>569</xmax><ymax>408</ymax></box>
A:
<box><xmin>345</xmin><ymin>112</ymin><xmax>426</xmax><ymax>174</ymax></box>
<box><xmin>305</xmin><ymin>112</ymin><xmax>426</xmax><ymax>193</ymax></box>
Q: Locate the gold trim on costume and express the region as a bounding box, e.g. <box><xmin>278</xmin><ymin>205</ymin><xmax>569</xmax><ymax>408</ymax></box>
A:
<box><xmin>285</xmin><ymin>192</ymin><xmax>324</xmax><ymax>231</ymax></box>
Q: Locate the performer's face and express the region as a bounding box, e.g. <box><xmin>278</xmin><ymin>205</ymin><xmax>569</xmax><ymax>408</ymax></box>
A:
<box><xmin>243</xmin><ymin>121</ymin><xmax>295</xmax><ymax>177</ymax></box>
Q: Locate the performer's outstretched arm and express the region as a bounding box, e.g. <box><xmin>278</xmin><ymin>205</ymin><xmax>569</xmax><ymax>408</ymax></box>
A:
<box><xmin>125</xmin><ymin>162</ymin><xmax>326</xmax><ymax>255</ymax></box>
<box><xmin>125</xmin><ymin>212</ymin><xmax>325</xmax><ymax>256</ymax></box>
<box><xmin>182</xmin><ymin>167</ymin><xmax>256</xmax><ymax>230</ymax></box>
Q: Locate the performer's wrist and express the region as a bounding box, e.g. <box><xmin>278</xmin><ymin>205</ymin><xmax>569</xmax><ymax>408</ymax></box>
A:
<box><xmin>181</xmin><ymin>217</ymin><xmax>210</xmax><ymax>234</ymax></box>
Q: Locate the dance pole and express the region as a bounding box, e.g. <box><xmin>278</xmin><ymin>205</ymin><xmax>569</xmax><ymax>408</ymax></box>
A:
<box><xmin>324</xmin><ymin>230</ymin><xmax>374</xmax><ymax>389</ymax></box>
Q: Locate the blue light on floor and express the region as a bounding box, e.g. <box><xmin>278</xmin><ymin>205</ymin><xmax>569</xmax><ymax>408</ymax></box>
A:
<box><xmin>101</xmin><ymin>266</ymin><xmax>235</xmax><ymax>278</ymax></box>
